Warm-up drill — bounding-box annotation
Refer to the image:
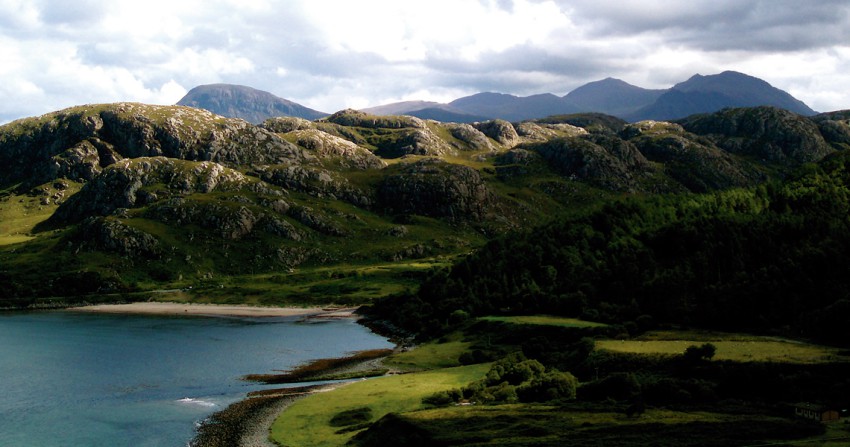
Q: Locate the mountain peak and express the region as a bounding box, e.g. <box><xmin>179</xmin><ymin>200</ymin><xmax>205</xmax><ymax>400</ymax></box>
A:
<box><xmin>565</xmin><ymin>77</ymin><xmax>664</xmax><ymax>116</ymax></box>
<box><xmin>177</xmin><ymin>84</ymin><xmax>327</xmax><ymax>124</ymax></box>
<box><xmin>628</xmin><ymin>71</ymin><xmax>816</xmax><ymax>121</ymax></box>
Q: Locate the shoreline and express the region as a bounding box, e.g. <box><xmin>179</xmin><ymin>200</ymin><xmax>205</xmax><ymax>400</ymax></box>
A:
<box><xmin>67</xmin><ymin>302</ymin><xmax>359</xmax><ymax>318</ymax></box>
<box><xmin>191</xmin><ymin>384</ymin><xmax>338</xmax><ymax>447</ymax></box>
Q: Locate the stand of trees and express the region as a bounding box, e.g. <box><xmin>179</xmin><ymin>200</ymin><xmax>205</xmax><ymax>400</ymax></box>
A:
<box><xmin>371</xmin><ymin>152</ymin><xmax>850</xmax><ymax>345</ymax></box>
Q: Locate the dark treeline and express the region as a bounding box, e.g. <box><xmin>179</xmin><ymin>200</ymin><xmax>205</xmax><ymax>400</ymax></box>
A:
<box><xmin>370</xmin><ymin>151</ymin><xmax>850</xmax><ymax>345</ymax></box>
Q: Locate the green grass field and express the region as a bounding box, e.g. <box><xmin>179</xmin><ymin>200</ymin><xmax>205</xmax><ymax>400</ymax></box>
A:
<box><xmin>383</xmin><ymin>340</ymin><xmax>472</xmax><ymax>372</ymax></box>
<box><xmin>270</xmin><ymin>364</ymin><xmax>490</xmax><ymax>447</ymax></box>
<box><xmin>596</xmin><ymin>330</ymin><xmax>848</xmax><ymax>363</ymax></box>
<box><xmin>480</xmin><ymin>315</ymin><xmax>607</xmax><ymax>328</ymax></box>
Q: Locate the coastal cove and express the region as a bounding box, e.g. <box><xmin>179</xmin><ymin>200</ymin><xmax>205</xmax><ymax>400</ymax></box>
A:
<box><xmin>0</xmin><ymin>307</ymin><xmax>393</xmax><ymax>447</ymax></box>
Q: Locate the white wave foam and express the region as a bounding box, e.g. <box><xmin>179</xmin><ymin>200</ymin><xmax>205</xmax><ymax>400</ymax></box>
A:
<box><xmin>177</xmin><ymin>397</ymin><xmax>218</xmax><ymax>408</ymax></box>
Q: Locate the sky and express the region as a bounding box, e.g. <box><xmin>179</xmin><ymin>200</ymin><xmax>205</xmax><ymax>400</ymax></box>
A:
<box><xmin>2</xmin><ymin>0</ymin><xmax>850</xmax><ymax>123</ymax></box>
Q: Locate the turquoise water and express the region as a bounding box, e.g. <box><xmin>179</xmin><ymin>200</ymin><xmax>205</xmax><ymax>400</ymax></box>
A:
<box><xmin>0</xmin><ymin>311</ymin><xmax>393</xmax><ymax>446</ymax></box>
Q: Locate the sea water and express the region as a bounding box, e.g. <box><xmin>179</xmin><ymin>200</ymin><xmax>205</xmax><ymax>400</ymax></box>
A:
<box><xmin>0</xmin><ymin>311</ymin><xmax>393</xmax><ymax>446</ymax></box>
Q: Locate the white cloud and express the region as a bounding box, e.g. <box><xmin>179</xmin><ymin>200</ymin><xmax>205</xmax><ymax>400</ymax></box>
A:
<box><xmin>2</xmin><ymin>0</ymin><xmax>850</xmax><ymax>123</ymax></box>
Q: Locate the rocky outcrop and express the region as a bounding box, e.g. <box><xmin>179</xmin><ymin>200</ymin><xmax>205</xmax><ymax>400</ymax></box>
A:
<box><xmin>493</xmin><ymin>148</ymin><xmax>547</xmax><ymax>179</ymax></box>
<box><xmin>261</xmin><ymin>116</ymin><xmax>315</xmax><ymax>133</ymax></box>
<box><xmin>74</xmin><ymin>217</ymin><xmax>161</xmax><ymax>258</ymax></box>
<box><xmin>514</xmin><ymin>122</ymin><xmax>588</xmax><ymax>142</ymax></box>
<box><xmin>324</xmin><ymin>109</ymin><xmax>426</xmax><ymax>129</ymax></box>
<box><xmin>255</xmin><ymin>165</ymin><xmax>373</xmax><ymax>207</ymax></box>
<box><xmin>531</xmin><ymin>135</ymin><xmax>653</xmax><ymax>192</ymax></box>
<box><xmin>444</xmin><ymin>123</ymin><xmax>495</xmax><ymax>151</ymax></box>
<box><xmin>49</xmin><ymin>157</ymin><xmax>252</xmax><ymax>224</ymax></box>
<box><xmin>0</xmin><ymin>103</ymin><xmax>313</xmax><ymax>189</ymax></box>
<box><xmin>622</xmin><ymin>121</ymin><xmax>761</xmax><ymax>192</ymax></box>
<box><xmin>373</xmin><ymin>128</ymin><xmax>454</xmax><ymax>159</ymax></box>
<box><xmin>377</xmin><ymin>158</ymin><xmax>492</xmax><ymax>222</ymax></box>
<box><xmin>472</xmin><ymin>119</ymin><xmax>519</xmax><ymax>147</ymax></box>
<box><xmin>812</xmin><ymin>110</ymin><xmax>850</xmax><ymax>151</ymax></box>
<box><xmin>678</xmin><ymin>106</ymin><xmax>834</xmax><ymax>165</ymax></box>
<box><xmin>146</xmin><ymin>198</ymin><xmax>306</xmax><ymax>241</ymax></box>
<box><xmin>285</xmin><ymin>129</ymin><xmax>386</xmax><ymax>170</ymax></box>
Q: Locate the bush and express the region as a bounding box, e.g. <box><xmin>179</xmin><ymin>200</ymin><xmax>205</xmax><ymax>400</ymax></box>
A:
<box><xmin>517</xmin><ymin>370</ymin><xmax>578</xmax><ymax>402</ymax></box>
<box><xmin>329</xmin><ymin>407</ymin><xmax>373</xmax><ymax>427</ymax></box>
<box><xmin>683</xmin><ymin>343</ymin><xmax>717</xmax><ymax>364</ymax></box>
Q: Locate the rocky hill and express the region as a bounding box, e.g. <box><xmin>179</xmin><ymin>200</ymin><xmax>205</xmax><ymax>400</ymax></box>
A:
<box><xmin>0</xmin><ymin>102</ymin><xmax>843</xmax><ymax>306</ymax></box>
<box><xmin>177</xmin><ymin>84</ymin><xmax>327</xmax><ymax>124</ymax></box>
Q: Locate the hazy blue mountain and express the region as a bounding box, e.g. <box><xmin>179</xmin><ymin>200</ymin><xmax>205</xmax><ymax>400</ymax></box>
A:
<box><xmin>177</xmin><ymin>84</ymin><xmax>327</xmax><ymax>124</ymax></box>
<box><xmin>565</xmin><ymin>77</ymin><xmax>665</xmax><ymax>116</ymax></box>
<box><xmin>361</xmin><ymin>101</ymin><xmax>489</xmax><ymax>123</ymax></box>
<box><xmin>361</xmin><ymin>101</ymin><xmax>446</xmax><ymax>116</ymax></box>
<box><xmin>627</xmin><ymin>71</ymin><xmax>817</xmax><ymax>121</ymax></box>
<box><xmin>449</xmin><ymin>92</ymin><xmax>579</xmax><ymax>122</ymax></box>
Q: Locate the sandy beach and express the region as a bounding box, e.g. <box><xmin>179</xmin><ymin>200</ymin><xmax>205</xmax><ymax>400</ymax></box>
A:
<box><xmin>70</xmin><ymin>302</ymin><xmax>359</xmax><ymax>318</ymax></box>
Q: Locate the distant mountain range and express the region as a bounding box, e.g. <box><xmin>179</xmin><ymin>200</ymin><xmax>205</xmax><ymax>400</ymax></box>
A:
<box><xmin>178</xmin><ymin>71</ymin><xmax>817</xmax><ymax>124</ymax></box>
<box><xmin>177</xmin><ymin>84</ymin><xmax>327</xmax><ymax>124</ymax></box>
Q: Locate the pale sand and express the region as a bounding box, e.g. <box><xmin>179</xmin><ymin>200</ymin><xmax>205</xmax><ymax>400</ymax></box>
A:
<box><xmin>70</xmin><ymin>302</ymin><xmax>358</xmax><ymax>318</ymax></box>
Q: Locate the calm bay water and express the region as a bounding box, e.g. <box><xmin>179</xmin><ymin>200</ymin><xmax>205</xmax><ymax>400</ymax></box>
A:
<box><xmin>0</xmin><ymin>311</ymin><xmax>393</xmax><ymax>446</ymax></box>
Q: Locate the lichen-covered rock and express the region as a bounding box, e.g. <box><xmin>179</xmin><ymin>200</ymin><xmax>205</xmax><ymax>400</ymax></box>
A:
<box><xmin>256</xmin><ymin>165</ymin><xmax>373</xmax><ymax>207</ymax></box>
<box><xmin>287</xmin><ymin>129</ymin><xmax>386</xmax><ymax>170</ymax></box>
<box><xmin>377</xmin><ymin>158</ymin><xmax>492</xmax><ymax>222</ymax></box>
<box><xmin>325</xmin><ymin>109</ymin><xmax>426</xmax><ymax>129</ymax></box>
<box><xmin>260</xmin><ymin>116</ymin><xmax>316</xmax><ymax>133</ymax></box>
<box><xmin>678</xmin><ymin>106</ymin><xmax>834</xmax><ymax>164</ymax></box>
<box><xmin>444</xmin><ymin>123</ymin><xmax>495</xmax><ymax>151</ymax></box>
<box><xmin>374</xmin><ymin>128</ymin><xmax>454</xmax><ymax>159</ymax></box>
<box><xmin>50</xmin><ymin>157</ymin><xmax>251</xmax><ymax>224</ymax></box>
<box><xmin>473</xmin><ymin>119</ymin><xmax>520</xmax><ymax>147</ymax></box>
<box><xmin>514</xmin><ymin>122</ymin><xmax>587</xmax><ymax>142</ymax></box>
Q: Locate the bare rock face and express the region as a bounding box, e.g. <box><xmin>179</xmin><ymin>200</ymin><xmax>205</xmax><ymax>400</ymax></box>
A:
<box><xmin>50</xmin><ymin>157</ymin><xmax>250</xmax><ymax>224</ymax></box>
<box><xmin>377</xmin><ymin>158</ymin><xmax>492</xmax><ymax>222</ymax></box>
<box><xmin>473</xmin><ymin>119</ymin><xmax>520</xmax><ymax>147</ymax></box>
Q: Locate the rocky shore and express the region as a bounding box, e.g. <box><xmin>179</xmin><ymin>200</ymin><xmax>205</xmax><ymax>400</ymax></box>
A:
<box><xmin>190</xmin><ymin>384</ymin><xmax>331</xmax><ymax>447</ymax></box>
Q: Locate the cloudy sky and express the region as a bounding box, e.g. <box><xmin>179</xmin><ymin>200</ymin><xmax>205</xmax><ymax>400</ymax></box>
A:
<box><xmin>2</xmin><ymin>0</ymin><xmax>849</xmax><ymax>123</ymax></box>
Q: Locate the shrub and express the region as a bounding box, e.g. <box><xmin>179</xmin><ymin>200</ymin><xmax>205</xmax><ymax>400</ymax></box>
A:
<box><xmin>329</xmin><ymin>407</ymin><xmax>373</xmax><ymax>427</ymax></box>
